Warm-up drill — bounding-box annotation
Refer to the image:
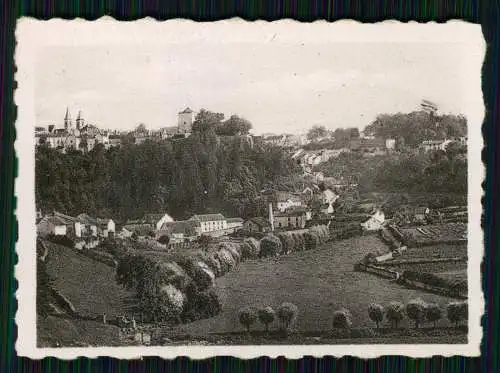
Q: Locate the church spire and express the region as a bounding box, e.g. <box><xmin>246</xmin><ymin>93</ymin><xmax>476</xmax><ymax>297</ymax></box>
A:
<box><xmin>64</xmin><ymin>107</ymin><xmax>72</xmax><ymax>130</ymax></box>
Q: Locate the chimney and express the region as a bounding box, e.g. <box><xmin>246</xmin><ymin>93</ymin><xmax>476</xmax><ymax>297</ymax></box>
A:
<box><xmin>268</xmin><ymin>203</ymin><xmax>274</xmax><ymax>232</ymax></box>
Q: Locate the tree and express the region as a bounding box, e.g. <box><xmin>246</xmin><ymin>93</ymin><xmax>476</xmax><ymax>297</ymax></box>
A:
<box><xmin>332</xmin><ymin>308</ymin><xmax>353</xmax><ymax>329</ymax></box>
<box><xmin>217</xmin><ymin>115</ymin><xmax>252</xmax><ymax>136</ymax></box>
<box><xmin>276</xmin><ymin>302</ymin><xmax>299</xmax><ymax>334</ymax></box>
<box><xmin>406</xmin><ymin>298</ymin><xmax>427</xmax><ymax>329</ymax></box>
<box><xmin>386</xmin><ymin>301</ymin><xmax>405</xmax><ymax>329</ymax></box>
<box><xmin>425</xmin><ymin>303</ymin><xmax>443</xmax><ymax>328</ymax></box>
<box><xmin>307</xmin><ymin>125</ymin><xmax>329</xmax><ymax>141</ymax></box>
<box><xmin>239</xmin><ymin>306</ymin><xmax>257</xmax><ymax>333</ymax></box>
<box><xmin>192</xmin><ymin>109</ymin><xmax>224</xmax><ymax>134</ymax></box>
<box><xmin>158</xmin><ymin>235</ymin><xmax>170</xmax><ymax>246</ymax></box>
<box><xmin>259</xmin><ymin>235</ymin><xmax>282</xmax><ymax>258</ymax></box>
<box><xmin>447</xmin><ymin>301</ymin><xmax>467</xmax><ymax>327</ymax></box>
<box><xmin>258</xmin><ymin>306</ymin><xmax>276</xmax><ymax>332</ymax></box>
<box><xmin>368</xmin><ymin>303</ymin><xmax>384</xmax><ymax>329</ymax></box>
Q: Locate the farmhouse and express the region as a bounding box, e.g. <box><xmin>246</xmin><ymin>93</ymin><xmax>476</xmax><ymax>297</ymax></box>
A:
<box><xmin>273</xmin><ymin>208</ymin><xmax>307</xmax><ymax>230</ymax></box>
<box><xmin>226</xmin><ymin>217</ymin><xmax>244</xmax><ymax>230</ymax></box>
<box><xmin>158</xmin><ymin>220</ymin><xmax>201</xmax><ymax>243</ymax></box>
<box><xmin>97</xmin><ymin>218</ymin><xmax>116</xmax><ymax>238</ymax></box>
<box><xmin>37</xmin><ymin>215</ymin><xmax>67</xmax><ymax>236</ymax></box>
<box><xmin>321</xmin><ymin>188</ymin><xmax>339</xmax><ymax>205</ymax></box>
<box><xmin>143</xmin><ymin>213</ymin><xmax>174</xmax><ymax>231</ymax></box>
<box><xmin>77</xmin><ymin>213</ymin><xmax>99</xmax><ymax>237</ymax></box>
<box><xmin>189</xmin><ymin>213</ymin><xmax>227</xmax><ymax>233</ymax></box>
<box><xmin>361</xmin><ymin>210</ymin><xmax>385</xmax><ymax>231</ymax></box>
<box><xmin>413</xmin><ymin>207</ymin><xmax>430</xmax><ymax>223</ymax></box>
<box><xmin>52</xmin><ymin>211</ymin><xmax>83</xmax><ymax>237</ymax></box>
<box><xmin>243</xmin><ymin>217</ymin><xmax>272</xmax><ymax>233</ymax></box>
<box><xmin>275</xmin><ymin>191</ymin><xmax>303</xmax><ymax>212</ymax></box>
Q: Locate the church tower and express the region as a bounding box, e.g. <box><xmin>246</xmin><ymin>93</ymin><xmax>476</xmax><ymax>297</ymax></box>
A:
<box><xmin>64</xmin><ymin>107</ymin><xmax>72</xmax><ymax>130</ymax></box>
<box><xmin>76</xmin><ymin>110</ymin><xmax>84</xmax><ymax>129</ymax></box>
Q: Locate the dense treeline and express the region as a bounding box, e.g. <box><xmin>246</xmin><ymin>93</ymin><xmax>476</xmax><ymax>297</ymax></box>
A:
<box><xmin>364</xmin><ymin>111</ymin><xmax>467</xmax><ymax>146</ymax></box>
<box><xmin>36</xmin><ymin>117</ymin><xmax>299</xmax><ymax>221</ymax></box>
<box><xmin>316</xmin><ymin>145</ymin><xmax>467</xmax><ymax>195</ymax></box>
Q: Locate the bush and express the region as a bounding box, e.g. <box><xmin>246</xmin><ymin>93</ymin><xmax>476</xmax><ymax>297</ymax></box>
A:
<box><xmin>292</xmin><ymin>233</ymin><xmax>305</xmax><ymax>251</ymax></box>
<box><xmin>217</xmin><ymin>248</ymin><xmax>237</xmax><ymax>274</ymax></box>
<box><xmin>205</xmin><ymin>253</ymin><xmax>222</xmax><ymax>277</ymax></box>
<box><xmin>259</xmin><ymin>235</ymin><xmax>282</xmax><ymax>258</ymax></box>
<box><xmin>158</xmin><ymin>235</ymin><xmax>170</xmax><ymax>245</ymax></box>
<box><xmin>258</xmin><ymin>306</ymin><xmax>276</xmax><ymax>332</ymax></box>
<box><xmin>46</xmin><ymin>234</ymin><xmax>75</xmax><ymax>248</ymax></box>
<box><xmin>276</xmin><ymin>302</ymin><xmax>299</xmax><ymax>333</ymax></box>
<box><xmin>238</xmin><ymin>306</ymin><xmax>258</xmax><ymax>333</ymax></box>
<box><xmin>386</xmin><ymin>301</ymin><xmax>405</xmax><ymax>328</ymax></box>
<box><xmin>181</xmin><ymin>283</ymin><xmax>221</xmax><ymax>322</ymax></box>
<box><xmin>447</xmin><ymin>301</ymin><xmax>468</xmax><ymax>327</ymax></box>
<box><xmin>303</xmin><ymin>232</ymin><xmax>320</xmax><ymax>251</ymax></box>
<box><xmin>242</xmin><ymin>237</ymin><xmax>260</xmax><ymax>259</ymax></box>
<box><xmin>406</xmin><ymin>298</ymin><xmax>428</xmax><ymax>329</ymax></box>
<box><xmin>187</xmin><ymin>261</ymin><xmax>215</xmax><ymax>290</ymax></box>
<box><xmin>332</xmin><ymin>308</ymin><xmax>353</xmax><ymax>329</ymax></box>
<box><xmin>425</xmin><ymin>303</ymin><xmax>443</xmax><ymax>328</ymax></box>
<box><xmin>368</xmin><ymin>303</ymin><xmax>384</xmax><ymax>329</ymax></box>
<box><xmin>219</xmin><ymin>242</ymin><xmax>241</xmax><ymax>264</ymax></box>
<box><xmin>310</xmin><ymin>225</ymin><xmax>330</xmax><ymax>243</ymax></box>
<box><xmin>158</xmin><ymin>261</ymin><xmax>191</xmax><ymax>290</ymax></box>
<box><xmin>276</xmin><ymin>232</ymin><xmax>295</xmax><ymax>254</ymax></box>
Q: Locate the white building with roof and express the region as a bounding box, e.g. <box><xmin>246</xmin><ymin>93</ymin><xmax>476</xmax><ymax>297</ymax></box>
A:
<box><xmin>189</xmin><ymin>213</ymin><xmax>227</xmax><ymax>233</ymax></box>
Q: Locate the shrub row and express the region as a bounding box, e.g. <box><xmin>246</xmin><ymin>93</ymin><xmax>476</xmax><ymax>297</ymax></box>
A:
<box><xmin>239</xmin><ymin>302</ymin><xmax>299</xmax><ymax>333</ymax></box>
<box><xmin>260</xmin><ymin>225</ymin><xmax>330</xmax><ymax>258</ymax></box>
<box><xmin>369</xmin><ymin>299</ymin><xmax>467</xmax><ymax>329</ymax></box>
<box><xmin>403</xmin><ymin>270</ymin><xmax>467</xmax><ymax>293</ymax></box>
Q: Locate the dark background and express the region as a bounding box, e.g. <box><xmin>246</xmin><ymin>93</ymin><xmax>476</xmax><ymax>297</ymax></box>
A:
<box><xmin>0</xmin><ymin>0</ymin><xmax>497</xmax><ymax>372</ymax></box>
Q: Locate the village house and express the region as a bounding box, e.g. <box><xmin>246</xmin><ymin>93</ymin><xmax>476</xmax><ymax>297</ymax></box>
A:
<box><xmin>413</xmin><ymin>207</ymin><xmax>430</xmax><ymax>224</ymax></box>
<box><xmin>36</xmin><ymin>215</ymin><xmax>68</xmax><ymax>236</ymax></box>
<box><xmin>243</xmin><ymin>217</ymin><xmax>272</xmax><ymax>233</ymax></box>
<box><xmin>226</xmin><ymin>217</ymin><xmax>244</xmax><ymax>231</ymax></box>
<box><xmin>273</xmin><ymin>208</ymin><xmax>307</xmax><ymax>230</ymax></box>
<box><xmin>361</xmin><ymin>210</ymin><xmax>386</xmax><ymax>231</ymax></box>
<box><xmin>421</xmin><ymin>139</ymin><xmax>454</xmax><ymax>152</ymax></box>
<box><xmin>275</xmin><ymin>191</ymin><xmax>303</xmax><ymax>212</ymax></box>
<box><xmin>189</xmin><ymin>213</ymin><xmax>227</xmax><ymax>233</ymax></box>
<box><xmin>77</xmin><ymin>213</ymin><xmax>99</xmax><ymax>237</ymax></box>
<box><xmin>158</xmin><ymin>220</ymin><xmax>201</xmax><ymax>243</ymax></box>
<box><xmin>320</xmin><ymin>203</ymin><xmax>334</xmax><ymax>215</ymax></box>
<box><xmin>321</xmin><ymin>188</ymin><xmax>339</xmax><ymax>205</ymax></box>
<box><xmin>97</xmin><ymin>218</ymin><xmax>116</xmax><ymax>237</ymax></box>
<box><xmin>143</xmin><ymin>213</ymin><xmax>175</xmax><ymax>231</ymax></box>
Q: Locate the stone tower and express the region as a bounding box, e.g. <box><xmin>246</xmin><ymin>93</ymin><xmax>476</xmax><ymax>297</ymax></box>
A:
<box><xmin>177</xmin><ymin>107</ymin><xmax>194</xmax><ymax>134</ymax></box>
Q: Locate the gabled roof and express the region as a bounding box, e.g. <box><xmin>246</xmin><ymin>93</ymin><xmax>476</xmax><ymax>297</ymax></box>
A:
<box><xmin>160</xmin><ymin>220</ymin><xmax>199</xmax><ymax>234</ymax></box>
<box><xmin>179</xmin><ymin>107</ymin><xmax>194</xmax><ymax>114</ymax></box>
<box><xmin>144</xmin><ymin>213</ymin><xmax>169</xmax><ymax>224</ymax></box>
<box><xmin>414</xmin><ymin>207</ymin><xmax>429</xmax><ymax>215</ymax></box>
<box><xmin>245</xmin><ymin>217</ymin><xmax>271</xmax><ymax>228</ymax></box>
<box><xmin>53</xmin><ymin>211</ymin><xmax>77</xmax><ymax>225</ymax></box>
<box><xmin>77</xmin><ymin>213</ymin><xmax>98</xmax><ymax>226</ymax></box>
<box><xmin>190</xmin><ymin>213</ymin><xmax>226</xmax><ymax>222</ymax></box>
<box><xmin>40</xmin><ymin>215</ymin><xmax>67</xmax><ymax>227</ymax></box>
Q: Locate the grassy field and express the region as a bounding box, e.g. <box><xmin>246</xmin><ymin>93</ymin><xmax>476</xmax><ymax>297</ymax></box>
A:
<box><xmin>44</xmin><ymin>241</ymin><xmax>137</xmax><ymax>317</ymax></box>
<box><xmin>38</xmin><ymin>315</ymin><xmax>122</xmax><ymax>347</ymax></box>
<box><xmin>171</xmin><ymin>235</ymin><xmax>461</xmax><ymax>339</ymax></box>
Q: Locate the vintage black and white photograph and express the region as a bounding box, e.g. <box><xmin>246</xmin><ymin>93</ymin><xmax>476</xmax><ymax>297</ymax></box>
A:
<box><xmin>15</xmin><ymin>19</ymin><xmax>483</xmax><ymax>358</ymax></box>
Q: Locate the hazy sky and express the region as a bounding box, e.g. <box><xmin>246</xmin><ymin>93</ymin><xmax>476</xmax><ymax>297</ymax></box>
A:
<box><xmin>34</xmin><ymin>25</ymin><xmax>476</xmax><ymax>134</ymax></box>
